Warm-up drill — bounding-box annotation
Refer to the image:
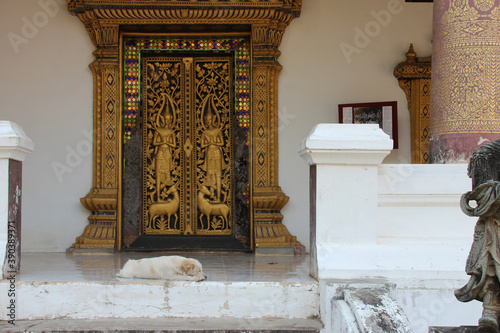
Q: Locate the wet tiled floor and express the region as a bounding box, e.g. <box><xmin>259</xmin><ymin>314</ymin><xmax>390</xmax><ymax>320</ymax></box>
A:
<box><xmin>15</xmin><ymin>252</ymin><xmax>316</xmax><ymax>283</ymax></box>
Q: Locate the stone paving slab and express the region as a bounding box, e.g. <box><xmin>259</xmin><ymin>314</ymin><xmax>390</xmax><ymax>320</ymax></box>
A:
<box><xmin>0</xmin><ymin>318</ymin><xmax>323</xmax><ymax>333</ymax></box>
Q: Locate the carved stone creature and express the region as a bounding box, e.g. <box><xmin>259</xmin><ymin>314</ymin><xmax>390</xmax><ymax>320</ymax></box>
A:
<box><xmin>148</xmin><ymin>186</ymin><xmax>179</xmax><ymax>229</ymax></box>
<box><xmin>197</xmin><ymin>185</ymin><xmax>230</xmax><ymax>230</ymax></box>
<box><xmin>457</xmin><ymin>139</ymin><xmax>500</xmax><ymax>332</ymax></box>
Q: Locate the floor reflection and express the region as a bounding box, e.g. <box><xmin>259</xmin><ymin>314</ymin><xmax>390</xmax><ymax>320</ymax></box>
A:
<box><xmin>15</xmin><ymin>252</ymin><xmax>316</xmax><ymax>283</ymax></box>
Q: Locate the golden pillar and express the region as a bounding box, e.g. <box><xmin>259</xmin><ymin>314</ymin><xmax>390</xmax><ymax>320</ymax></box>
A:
<box><xmin>72</xmin><ymin>21</ymin><xmax>120</xmax><ymax>249</ymax></box>
<box><xmin>251</xmin><ymin>23</ymin><xmax>302</xmax><ymax>249</ymax></box>
<box><xmin>430</xmin><ymin>0</ymin><xmax>500</xmax><ymax>163</ymax></box>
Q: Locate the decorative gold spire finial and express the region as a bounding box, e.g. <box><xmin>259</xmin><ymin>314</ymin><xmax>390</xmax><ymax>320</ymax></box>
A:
<box><xmin>406</xmin><ymin>43</ymin><xmax>417</xmax><ymax>63</ymax></box>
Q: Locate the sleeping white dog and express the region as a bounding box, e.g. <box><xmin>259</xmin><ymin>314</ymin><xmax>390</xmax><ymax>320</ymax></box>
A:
<box><xmin>117</xmin><ymin>255</ymin><xmax>207</xmax><ymax>281</ymax></box>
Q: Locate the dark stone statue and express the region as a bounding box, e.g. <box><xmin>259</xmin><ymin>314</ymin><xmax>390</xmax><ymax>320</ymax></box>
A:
<box><xmin>457</xmin><ymin>139</ymin><xmax>500</xmax><ymax>332</ymax></box>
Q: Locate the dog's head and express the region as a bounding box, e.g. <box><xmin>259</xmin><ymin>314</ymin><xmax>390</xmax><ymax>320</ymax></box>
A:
<box><xmin>181</xmin><ymin>259</ymin><xmax>207</xmax><ymax>281</ymax></box>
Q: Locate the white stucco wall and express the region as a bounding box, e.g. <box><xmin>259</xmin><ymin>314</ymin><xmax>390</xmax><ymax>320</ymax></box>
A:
<box><xmin>0</xmin><ymin>0</ymin><xmax>433</xmax><ymax>251</ymax></box>
<box><xmin>0</xmin><ymin>0</ymin><xmax>93</xmax><ymax>251</ymax></box>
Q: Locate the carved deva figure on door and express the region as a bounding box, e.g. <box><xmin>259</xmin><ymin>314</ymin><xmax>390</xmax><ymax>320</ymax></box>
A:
<box><xmin>195</xmin><ymin>61</ymin><xmax>233</xmax><ymax>234</ymax></box>
<box><xmin>146</xmin><ymin>91</ymin><xmax>181</xmax><ymax>232</ymax></box>
<box><xmin>201</xmin><ymin>99</ymin><xmax>224</xmax><ymax>203</ymax></box>
<box><xmin>152</xmin><ymin>93</ymin><xmax>177</xmax><ymax>199</ymax></box>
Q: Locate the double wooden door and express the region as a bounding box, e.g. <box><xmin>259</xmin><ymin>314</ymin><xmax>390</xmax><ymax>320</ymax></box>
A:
<box><xmin>122</xmin><ymin>51</ymin><xmax>250</xmax><ymax>251</ymax></box>
<box><xmin>142</xmin><ymin>54</ymin><xmax>234</xmax><ymax>236</ymax></box>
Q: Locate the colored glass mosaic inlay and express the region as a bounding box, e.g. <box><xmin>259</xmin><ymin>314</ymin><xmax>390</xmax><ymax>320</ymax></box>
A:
<box><xmin>123</xmin><ymin>37</ymin><xmax>250</xmax><ymax>143</ymax></box>
<box><xmin>242</xmin><ymin>183</ymin><xmax>250</xmax><ymax>206</ymax></box>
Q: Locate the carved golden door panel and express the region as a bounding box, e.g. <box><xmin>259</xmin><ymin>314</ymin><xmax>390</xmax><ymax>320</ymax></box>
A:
<box><xmin>122</xmin><ymin>50</ymin><xmax>250</xmax><ymax>251</ymax></box>
<box><xmin>143</xmin><ymin>56</ymin><xmax>233</xmax><ymax>236</ymax></box>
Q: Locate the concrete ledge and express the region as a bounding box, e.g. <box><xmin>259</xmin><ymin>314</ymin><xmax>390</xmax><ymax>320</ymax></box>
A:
<box><xmin>0</xmin><ymin>121</ymin><xmax>34</xmax><ymax>161</ymax></box>
<box><xmin>378</xmin><ymin>193</ymin><xmax>462</xmax><ymax>207</ymax></box>
<box><xmin>299</xmin><ymin>124</ymin><xmax>392</xmax><ymax>165</ymax></box>
<box><xmin>429</xmin><ymin>327</ymin><xmax>480</xmax><ymax>332</ymax></box>
<box><xmin>315</xmin><ymin>243</ymin><xmax>471</xmax><ymax>280</ymax></box>
<box><xmin>0</xmin><ymin>280</ymin><xmax>319</xmax><ymax>320</ymax></box>
<box><xmin>0</xmin><ymin>318</ymin><xmax>323</xmax><ymax>333</ymax></box>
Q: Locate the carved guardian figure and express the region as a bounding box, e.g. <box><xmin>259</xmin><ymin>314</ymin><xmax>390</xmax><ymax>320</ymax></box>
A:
<box><xmin>457</xmin><ymin>139</ymin><xmax>500</xmax><ymax>332</ymax></box>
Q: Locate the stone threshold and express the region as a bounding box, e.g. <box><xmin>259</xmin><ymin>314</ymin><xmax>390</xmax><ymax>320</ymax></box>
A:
<box><xmin>0</xmin><ymin>318</ymin><xmax>323</xmax><ymax>333</ymax></box>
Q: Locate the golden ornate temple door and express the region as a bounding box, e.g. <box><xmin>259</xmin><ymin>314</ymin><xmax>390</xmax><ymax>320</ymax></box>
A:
<box><xmin>122</xmin><ymin>45</ymin><xmax>251</xmax><ymax>251</ymax></box>
<box><xmin>144</xmin><ymin>55</ymin><xmax>233</xmax><ymax>236</ymax></box>
<box><xmin>68</xmin><ymin>0</ymin><xmax>303</xmax><ymax>252</ymax></box>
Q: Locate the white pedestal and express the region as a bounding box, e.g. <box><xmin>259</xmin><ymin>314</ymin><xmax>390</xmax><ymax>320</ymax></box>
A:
<box><xmin>298</xmin><ymin>124</ymin><xmax>392</xmax><ymax>279</ymax></box>
<box><xmin>0</xmin><ymin>121</ymin><xmax>34</xmax><ymax>278</ymax></box>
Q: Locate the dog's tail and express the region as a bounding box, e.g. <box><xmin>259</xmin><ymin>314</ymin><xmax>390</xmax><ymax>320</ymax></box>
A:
<box><xmin>116</xmin><ymin>269</ymin><xmax>125</xmax><ymax>278</ymax></box>
<box><xmin>116</xmin><ymin>260</ymin><xmax>130</xmax><ymax>278</ymax></box>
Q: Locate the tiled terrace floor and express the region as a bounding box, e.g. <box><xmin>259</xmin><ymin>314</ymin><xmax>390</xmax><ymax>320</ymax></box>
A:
<box><xmin>15</xmin><ymin>251</ymin><xmax>316</xmax><ymax>283</ymax></box>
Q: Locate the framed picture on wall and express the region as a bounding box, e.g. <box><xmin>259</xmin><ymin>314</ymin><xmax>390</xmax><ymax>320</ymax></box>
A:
<box><xmin>338</xmin><ymin>101</ymin><xmax>398</xmax><ymax>149</ymax></box>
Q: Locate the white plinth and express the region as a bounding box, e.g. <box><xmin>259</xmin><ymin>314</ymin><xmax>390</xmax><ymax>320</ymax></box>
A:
<box><xmin>0</xmin><ymin>121</ymin><xmax>33</xmax><ymax>278</ymax></box>
<box><xmin>299</xmin><ymin>124</ymin><xmax>392</xmax><ymax>279</ymax></box>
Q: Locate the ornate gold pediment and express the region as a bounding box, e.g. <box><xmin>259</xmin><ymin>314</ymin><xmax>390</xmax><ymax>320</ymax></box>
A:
<box><xmin>67</xmin><ymin>0</ymin><xmax>301</xmax><ymax>30</ymax></box>
<box><xmin>68</xmin><ymin>0</ymin><xmax>301</xmax><ymax>9</ymax></box>
<box><xmin>68</xmin><ymin>0</ymin><xmax>301</xmax><ymax>59</ymax></box>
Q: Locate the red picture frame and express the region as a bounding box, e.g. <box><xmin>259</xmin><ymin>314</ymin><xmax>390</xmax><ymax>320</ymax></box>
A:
<box><xmin>338</xmin><ymin>101</ymin><xmax>398</xmax><ymax>149</ymax></box>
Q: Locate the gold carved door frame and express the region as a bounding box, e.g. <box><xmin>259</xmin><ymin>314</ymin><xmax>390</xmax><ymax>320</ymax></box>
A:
<box><xmin>394</xmin><ymin>44</ymin><xmax>432</xmax><ymax>164</ymax></box>
<box><xmin>67</xmin><ymin>0</ymin><xmax>303</xmax><ymax>250</ymax></box>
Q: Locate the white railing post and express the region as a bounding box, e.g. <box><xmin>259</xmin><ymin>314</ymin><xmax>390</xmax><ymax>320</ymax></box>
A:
<box><xmin>299</xmin><ymin>124</ymin><xmax>392</xmax><ymax>279</ymax></box>
<box><xmin>0</xmin><ymin>121</ymin><xmax>34</xmax><ymax>278</ymax></box>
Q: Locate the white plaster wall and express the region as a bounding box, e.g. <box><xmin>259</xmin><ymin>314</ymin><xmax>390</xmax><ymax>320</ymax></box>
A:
<box><xmin>279</xmin><ymin>0</ymin><xmax>433</xmax><ymax>250</ymax></box>
<box><xmin>0</xmin><ymin>0</ymin><xmax>94</xmax><ymax>251</ymax></box>
<box><xmin>0</xmin><ymin>0</ymin><xmax>433</xmax><ymax>251</ymax></box>
<box><xmin>378</xmin><ymin>164</ymin><xmax>476</xmax><ymax>243</ymax></box>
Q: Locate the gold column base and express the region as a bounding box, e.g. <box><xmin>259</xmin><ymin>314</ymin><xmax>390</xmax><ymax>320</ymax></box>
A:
<box><xmin>71</xmin><ymin>188</ymin><xmax>117</xmax><ymax>249</ymax></box>
<box><xmin>253</xmin><ymin>186</ymin><xmax>303</xmax><ymax>249</ymax></box>
<box><xmin>72</xmin><ymin>223</ymin><xmax>115</xmax><ymax>249</ymax></box>
<box><xmin>255</xmin><ymin>223</ymin><xmax>302</xmax><ymax>248</ymax></box>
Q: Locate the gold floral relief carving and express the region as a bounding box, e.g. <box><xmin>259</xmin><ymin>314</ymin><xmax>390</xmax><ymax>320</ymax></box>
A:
<box><xmin>103</xmin><ymin>65</ymin><xmax>119</xmax><ymax>188</ymax></box>
<box><xmin>253</xmin><ymin>67</ymin><xmax>269</xmax><ymax>187</ymax></box>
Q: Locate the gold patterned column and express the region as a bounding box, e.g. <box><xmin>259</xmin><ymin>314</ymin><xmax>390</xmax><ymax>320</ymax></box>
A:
<box><xmin>430</xmin><ymin>0</ymin><xmax>500</xmax><ymax>163</ymax></box>
<box><xmin>72</xmin><ymin>21</ymin><xmax>120</xmax><ymax>249</ymax></box>
<box><xmin>252</xmin><ymin>23</ymin><xmax>302</xmax><ymax>249</ymax></box>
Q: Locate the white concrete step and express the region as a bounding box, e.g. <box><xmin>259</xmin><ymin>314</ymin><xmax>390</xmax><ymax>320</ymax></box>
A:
<box><xmin>1</xmin><ymin>252</ymin><xmax>319</xmax><ymax>322</ymax></box>
<box><xmin>0</xmin><ymin>280</ymin><xmax>319</xmax><ymax>321</ymax></box>
<box><xmin>0</xmin><ymin>318</ymin><xmax>323</xmax><ymax>333</ymax></box>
